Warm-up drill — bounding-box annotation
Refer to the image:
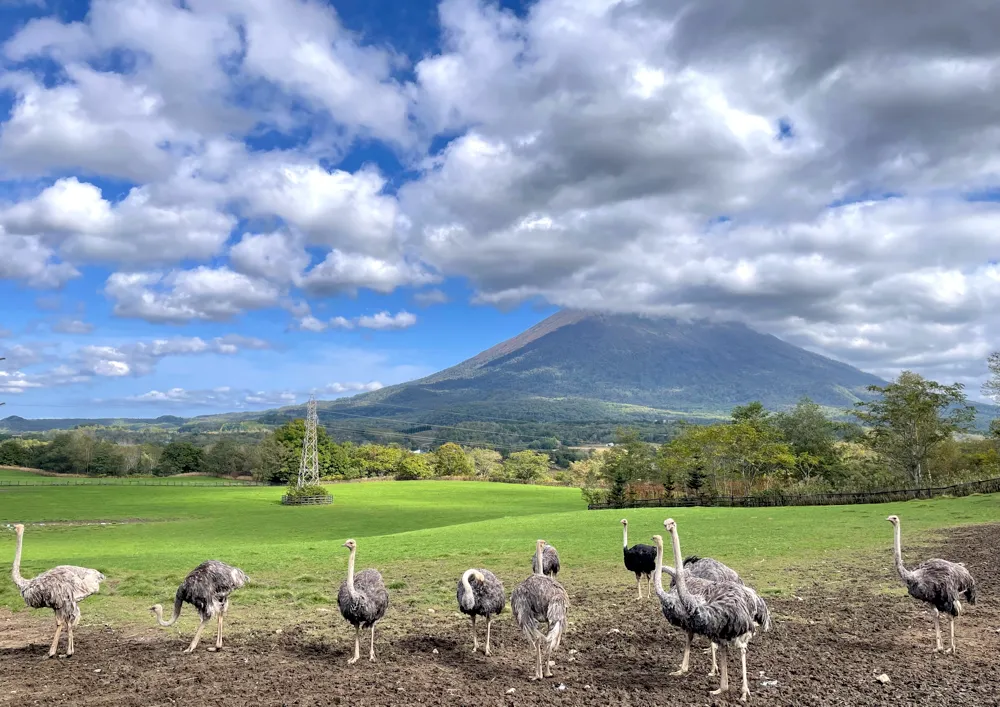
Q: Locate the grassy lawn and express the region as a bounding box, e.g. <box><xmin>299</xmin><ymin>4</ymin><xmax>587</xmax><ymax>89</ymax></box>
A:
<box><xmin>0</xmin><ymin>467</ymin><xmax>254</xmax><ymax>484</ymax></box>
<box><xmin>2</xmin><ymin>472</ymin><xmax>998</xmax><ymax>630</ymax></box>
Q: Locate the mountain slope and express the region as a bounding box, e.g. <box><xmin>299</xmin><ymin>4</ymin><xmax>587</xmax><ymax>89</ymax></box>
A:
<box><xmin>347</xmin><ymin>310</ymin><xmax>885</xmax><ymax>415</ymax></box>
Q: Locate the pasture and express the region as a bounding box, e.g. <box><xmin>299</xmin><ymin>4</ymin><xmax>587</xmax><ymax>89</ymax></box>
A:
<box><xmin>1</xmin><ymin>472</ymin><xmax>998</xmax><ymax>705</ymax></box>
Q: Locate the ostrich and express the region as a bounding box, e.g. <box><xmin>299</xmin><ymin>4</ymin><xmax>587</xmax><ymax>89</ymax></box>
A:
<box><xmin>456</xmin><ymin>568</ymin><xmax>506</xmax><ymax>655</ymax></box>
<box><xmin>511</xmin><ymin>539</ymin><xmax>569</xmax><ymax>680</ymax></box>
<box><xmin>530</xmin><ymin>541</ymin><xmax>560</xmax><ymax>577</ymax></box>
<box><xmin>658</xmin><ymin>519</ymin><xmax>770</xmax><ymax>702</ymax></box>
<box><xmin>887</xmin><ymin>514</ymin><xmax>976</xmax><ymax>654</ymax></box>
<box><xmin>621</xmin><ymin>519</ymin><xmax>656</xmax><ymax>599</ymax></box>
<box><xmin>668</xmin><ymin>543</ymin><xmax>743</xmax><ymax>677</ymax></box>
<box><xmin>10</xmin><ymin>523</ymin><xmax>105</xmax><ymax>658</ymax></box>
<box><xmin>338</xmin><ymin>538</ymin><xmax>389</xmax><ymax>664</ymax></box>
<box><xmin>151</xmin><ymin>560</ymin><xmax>249</xmax><ymax>653</ymax></box>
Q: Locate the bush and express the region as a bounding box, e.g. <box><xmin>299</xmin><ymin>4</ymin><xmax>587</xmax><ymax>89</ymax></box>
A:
<box><xmin>284</xmin><ymin>483</ymin><xmax>330</xmax><ymax>499</ymax></box>
<box><xmin>395</xmin><ymin>453</ymin><xmax>434</xmax><ymax>480</ymax></box>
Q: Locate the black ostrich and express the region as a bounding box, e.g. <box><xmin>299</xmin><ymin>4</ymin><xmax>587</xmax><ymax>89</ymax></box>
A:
<box><xmin>620</xmin><ymin>518</ymin><xmax>656</xmax><ymax>599</ymax></box>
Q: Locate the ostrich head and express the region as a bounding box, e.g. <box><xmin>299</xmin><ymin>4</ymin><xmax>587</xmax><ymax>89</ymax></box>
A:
<box><xmin>13</xmin><ymin>523</ymin><xmax>24</xmax><ymax>535</ymax></box>
<box><xmin>472</xmin><ymin>570</ymin><xmax>485</xmax><ymax>583</ymax></box>
<box><xmin>886</xmin><ymin>515</ymin><xmax>900</xmax><ymax>526</ymax></box>
<box><xmin>342</xmin><ymin>539</ymin><xmax>357</xmax><ymax>550</ymax></box>
<box><xmin>651</xmin><ymin>533</ymin><xmax>663</xmax><ymax>549</ymax></box>
<box><xmin>620</xmin><ymin>518</ymin><xmax>628</xmax><ymax>526</ymax></box>
<box><xmin>149</xmin><ymin>604</ymin><xmax>162</xmax><ymax>614</ymax></box>
<box><xmin>536</xmin><ymin>539</ymin><xmax>546</xmax><ymax>550</ymax></box>
<box><xmin>663</xmin><ymin>518</ymin><xmax>676</xmax><ymax>533</ymax></box>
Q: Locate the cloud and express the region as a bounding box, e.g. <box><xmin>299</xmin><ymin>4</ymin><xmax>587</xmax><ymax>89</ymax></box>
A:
<box><xmin>0</xmin><ymin>231</ymin><xmax>79</xmax><ymax>288</ymax></box>
<box><xmin>229</xmin><ymin>230</ymin><xmax>311</xmax><ymax>285</ymax></box>
<box><xmin>0</xmin><ymin>177</ymin><xmax>236</xmax><ymax>266</ymax></box>
<box><xmin>301</xmin><ymin>251</ymin><xmax>437</xmax><ymax>295</ymax></box>
<box><xmin>124</xmin><ymin>380</ymin><xmax>382</xmax><ymax>408</ymax></box>
<box><xmin>75</xmin><ymin>334</ymin><xmax>271</xmax><ymax>378</ymax></box>
<box><xmin>52</xmin><ymin>318</ymin><xmax>94</xmax><ymax>334</ymax></box>
<box><xmin>105</xmin><ymin>268</ymin><xmax>282</xmax><ymax>323</ymax></box>
<box><xmin>314</xmin><ymin>310</ymin><xmax>418</xmax><ymax>332</ymax></box>
<box><xmin>317</xmin><ymin>381</ymin><xmax>384</xmax><ymax>394</ymax></box>
<box><xmin>413</xmin><ymin>288</ymin><xmax>450</xmax><ymax>307</ymax></box>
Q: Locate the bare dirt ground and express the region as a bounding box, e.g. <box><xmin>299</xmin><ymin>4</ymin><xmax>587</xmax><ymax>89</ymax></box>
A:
<box><xmin>2</xmin><ymin>525</ymin><xmax>998</xmax><ymax>707</ymax></box>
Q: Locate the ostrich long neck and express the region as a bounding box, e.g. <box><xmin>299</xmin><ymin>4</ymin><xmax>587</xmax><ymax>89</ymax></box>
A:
<box><xmin>346</xmin><ymin>546</ymin><xmax>358</xmax><ymax>596</ymax></box>
<box><xmin>668</xmin><ymin>528</ymin><xmax>692</xmax><ymax>607</ymax></box>
<box><xmin>11</xmin><ymin>530</ymin><xmax>29</xmax><ymax>591</ymax></box>
<box><xmin>459</xmin><ymin>569</ymin><xmax>476</xmax><ymax>610</ymax></box>
<box><xmin>622</xmin><ymin>524</ymin><xmax>628</xmax><ymax>549</ymax></box>
<box><xmin>534</xmin><ymin>544</ymin><xmax>544</xmax><ymax>576</ymax></box>
<box><xmin>892</xmin><ymin>523</ymin><xmax>911</xmax><ymax>580</ymax></box>
<box><xmin>153</xmin><ymin>600</ymin><xmax>182</xmax><ymax>627</ymax></box>
<box><xmin>653</xmin><ymin>538</ymin><xmax>668</xmax><ymax>599</ymax></box>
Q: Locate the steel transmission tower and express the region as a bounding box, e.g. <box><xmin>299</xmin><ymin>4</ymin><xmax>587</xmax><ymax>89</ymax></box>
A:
<box><xmin>297</xmin><ymin>396</ymin><xmax>319</xmax><ymax>488</ymax></box>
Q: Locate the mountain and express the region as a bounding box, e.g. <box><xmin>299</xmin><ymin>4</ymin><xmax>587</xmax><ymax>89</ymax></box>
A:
<box><xmin>0</xmin><ymin>415</ymin><xmax>188</xmax><ymax>433</ymax></box>
<box><xmin>186</xmin><ymin>311</ymin><xmax>901</xmax><ymax>444</ymax></box>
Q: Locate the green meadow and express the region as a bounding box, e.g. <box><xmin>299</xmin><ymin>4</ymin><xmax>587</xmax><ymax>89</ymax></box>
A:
<box><xmin>1</xmin><ymin>469</ymin><xmax>998</xmax><ymax>629</ymax></box>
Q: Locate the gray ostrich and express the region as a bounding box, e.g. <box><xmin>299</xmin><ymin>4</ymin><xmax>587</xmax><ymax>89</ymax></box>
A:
<box><xmin>151</xmin><ymin>560</ymin><xmax>249</xmax><ymax>653</ymax></box>
<box><xmin>659</xmin><ymin>519</ymin><xmax>771</xmax><ymax>702</ymax></box>
<box><xmin>511</xmin><ymin>539</ymin><xmax>569</xmax><ymax>680</ymax></box>
<box><xmin>456</xmin><ymin>568</ymin><xmax>506</xmax><ymax>655</ymax></box>
<box><xmin>887</xmin><ymin>514</ymin><xmax>976</xmax><ymax>654</ymax></box>
<box><xmin>530</xmin><ymin>542</ymin><xmax>560</xmax><ymax>577</ymax></box>
<box><xmin>337</xmin><ymin>538</ymin><xmax>389</xmax><ymax>664</ymax></box>
<box><xmin>667</xmin><ymin>536</ymin><xmax>744</xmax><ymax>677</ymax></box>
<box><xmin>621</xmin><ymin>519</ymin><xmax>656</xmax><ymax>599</ymax></box>
<box><xmin>11</xmin><ymin>523</ymin><xmax>105</xmax><ymax>658</ymax></box>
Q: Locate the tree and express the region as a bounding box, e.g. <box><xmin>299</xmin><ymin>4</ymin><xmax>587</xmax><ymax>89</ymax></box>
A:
<box><xmin>853</xmin><ymin>371</ymin><xmax>976</xmax><ymax>485</ymax></box>
<box><xmin>395</xmin><ymin>452</ymin><xmax>434</xmax><ymax>480</ymax></box>
<box><xmin>731</xmin><ymin>401</ymin><xmax>771</xmax><ymax>428</ymax></box>
<box><xmin>468</xmin><ymin>447</ymin><xmax>502</xmax><ymax>478</ymax></box>
<box><xmin>601</xmin><ymin>428</ymin><xmax>656</xmax><ymax>504</ymax></box>
<box><xmin>434</xmin><ymin>442</ymin><xmax>474</xmax><ymax>477</ymax></box>
<box><xmin>204</xmin><ymin>439</ymin><xmax>251</xmax><ymax>478</ymax></box>
<box><xmin>248</xmin><ymin>437</ymin><xmax>285</xmax><ymax>482</ymax></box>
<box><xmin>983</xmin><ymin>351</ymin><xmax>1000</xmax><ymax>402</ymax></box>
<box><xmin>156</xmin><ymin>441</ymin><xmax>204</xmax><ymax>476</ymax></box>
<box><xmin>503</xmin><ymin>450</ymin><xmax>550</xmax><ymax>482</ymax></box>
<box><xmin>772</xmin><ymin>398</ymin><xmax>842</xmax><ymax>483</ymax></box>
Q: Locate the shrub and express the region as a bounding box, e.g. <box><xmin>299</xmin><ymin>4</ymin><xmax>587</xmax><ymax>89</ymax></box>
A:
<box><xmin>284</xmin><ymin>483</ymin><xmax>330</xmax><ymax>499</ymax></box>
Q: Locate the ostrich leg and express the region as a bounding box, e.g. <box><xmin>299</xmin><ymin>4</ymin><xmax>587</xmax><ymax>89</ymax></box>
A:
<box><xmin>710</xmin><ymin>644</ymin><xmax>730</xmax><ymax>696</ymax></box>
<box><xmin>471</xmin><ymin>615</ymin><xmax>478</xmax><ymax>652</ymax></box>
<box><xmin>708</xmin><ymin>642</ymin><xmax>719</xmax><ymax>676</ymax></box>
<box><xmin>933</xmin><ymin>609</ymin><xmax>943</xmax><ymax>652</ymax></box>
<box><xmin>646</xmin><ymin>575</ymin><xmax>652</xmax><ymax>599</ymax></box>
<box><xmin>948</xmin><ymin>616</ymin><xmax>957</xmax><ymax>655</ymax></box>
<box><xmin>66</xmin><ymin>621</ymin><xmax>74</xmax><ymax>657</ymax></box>
<box><xmin>544</xmin><ymin>641</ymin><xmax>554</xmax><ymax>678</ymax></box>
<box><xmin>485</xmin><ymin>617</ymin><xmax>493</xmax><ymax>656</ymax></box>
<box><xmin>531</xmin><ymin>640</ymin><xmax>543</xmax><ymax>680</ymax></box>
<box><xmin>369</xmin><ymin>622</ymin><xmax>377</xmax><ymax>662</ymax></box>
<box><xmin>739</xmin><ymin>644</ymin><xmax>750</xmax><ymax>702</ymax></box>
<box><xmin>348</xmin><ymin>627</ymin><xmax>360</xmax><ymax>664</ymax></box>
<box><xmin>670</xmin><ymin>631</ymin><xmax>692</xmax><ymax>676</ymax></box>
<box><xmin>184</xmin><ymin>618</ymin><xmax>208</xmax><ymax>653</ymax></box>
<box><xmin>635</xmin><ymin>574</ymin><xmax>642</xmax><ymax>599</ymax></box>
<box><xmin>209</xmin><ymin>597</ymin><xmax>229</xmax><ymax>652</ymax></box>
<box><xmin>48</xmin><ymin>620</ymin><xmax>64</xmax><ymax>658</ymax></box>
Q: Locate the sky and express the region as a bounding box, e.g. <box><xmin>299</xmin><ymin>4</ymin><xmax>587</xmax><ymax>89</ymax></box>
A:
<box><xmin>0</xmin><ymin>0</ymin><xmax>999</xmax><ymax>418</ymax></box>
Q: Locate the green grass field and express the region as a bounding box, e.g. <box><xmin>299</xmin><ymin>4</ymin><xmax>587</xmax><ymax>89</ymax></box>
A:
<box><xmin>1</xmin><ymin>469</ymin><xmax>998</xmax><ymax>630</ymax></box>
<box><xmin>0</xmin><ymin>467</ymin><xmax>255</xmax><ymax>484</ymax></box>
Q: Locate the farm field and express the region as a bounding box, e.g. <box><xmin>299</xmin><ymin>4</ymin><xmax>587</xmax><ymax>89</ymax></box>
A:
<box><xmin>1</xmin><ymin>473</ymin><xmax>999</xmax><ymax>705</ymax></box>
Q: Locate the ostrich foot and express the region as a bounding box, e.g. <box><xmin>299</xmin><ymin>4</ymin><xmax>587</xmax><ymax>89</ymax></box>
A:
<box><xmin>182</xmin><ymin>647</ymin><xmax>194</xmax><ymax>654</ymax></box>
<box><xmin>347</xmin><ymin>655</ymin><xmax>359</xmax><ymax>665</ymax></box>
<box><xmin>708</xmin><ymin>668</ymin><xmax>719</xmax><ymax>677</ymax></box>
<box><xmin>369</xmin><ymin>652</ymin><xmax>376</xmax><ymax>662</ymax></box>
<box><xmin>740</xmin><ymin>687</ymin><xmax>750</xmax><ymax>702</ymax></box>
<box><xmin>669</xmin><ymin>668</ymin><xmax>688</xmax><ymax>677</ymax></box>
<box><xmin>484</xmin><ymin>646</ymin><xmax>492</xmax><ymax>657</ymax></box>
<box><xmin>710</xmin><ymin>687</ymin><xmax>729</xmax><ymax>696</ymax></box>
<box><xmin>207</xmin><ymin>646</ymin><xmax>220</xmax><ymax>652</ymax></box>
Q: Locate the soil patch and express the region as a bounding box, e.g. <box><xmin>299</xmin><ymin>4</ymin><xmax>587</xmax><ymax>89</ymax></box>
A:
<box><xmin>1</xmin><ymin>525</ymin><xmax>998</xmax><ymax>706</ymax></box>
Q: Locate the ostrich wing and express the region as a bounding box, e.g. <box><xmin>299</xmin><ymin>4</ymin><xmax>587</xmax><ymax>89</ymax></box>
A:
<box><xmin>20</xmin><ymin>566</ymin><xmax>102</xmax><ymax>608</ymax></box>
<box><xmin>197</xmin><ymin>560</ymin><xmax>249</xmax><ymax>592</ymax></box>
<box><xmin>908</xmin><ymin>559</ymin><xmax>976</xmax><ymax>612</ymax></box>
<box><xmin>686</xmin><ymin>580</ymin><xmax>766</xmax><ymax>642</ymax></box>
<box><xmin>339</xmin><ymin>568</ymin><xmax>389</xmax><ymax>626</ymax></box>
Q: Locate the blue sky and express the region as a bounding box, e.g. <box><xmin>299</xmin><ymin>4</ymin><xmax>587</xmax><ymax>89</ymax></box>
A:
<box><xmin>1</xmin><ymin>0</ymin><xmax>999</xmax><ymax>417</ymax></box>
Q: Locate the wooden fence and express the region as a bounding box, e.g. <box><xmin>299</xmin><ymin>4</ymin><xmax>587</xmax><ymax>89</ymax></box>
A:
<box><xmin>587</xmin><ymin>475</ymin><xmax>1000</xmax><ymax>510</ymax></box>
<box><xmin>0</xmin><ymin>479</ymin><xmax>263</xmax><ymax>487</ymax></box>
<box><xmin>281</xmin><ymin>495</ymin><xmax>333</xmax><ymax>505</ymax></box>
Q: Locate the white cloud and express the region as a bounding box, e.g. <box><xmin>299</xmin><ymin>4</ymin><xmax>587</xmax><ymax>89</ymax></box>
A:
<box><xmin>318</xmin><ymin>381</ymin><xmax>384</xmax><ymax>394</ymax></box>
<box><xmin>301</xmin><ymin>250</ymin><xmax>437</xmax><ymax>295</ymax></box>
<box><xmin>229</xmin><ymin>230</ymin><xmax>311</xmax><ymax>285</ymax></box>
<box><xmin>413</xmin><ymin>288</ymin><xmax>450</xmax><ymax>307</ymax></box>
<box><xmin>75</xmin><ymin>334</ymin><xmax>271</xmax><ymax>378</ymax></box>
<box><xmin>0</xmin><ymin>177</ymin><xmax>235</xmax><ymax>266</ymax></box>
<box><xmin>105</xmin><ymin>268</ymin><xmax>281</xmax><ymax>323</ymax></box>
<box><xmin>52</xmin><ymin>318</ymin><xmax>94</xmax><ymax>334</ymax></box>
<box><xmin>312</xmin><ymin>310</ymin><xmax>418</xmax><ymax>332</ymax></box>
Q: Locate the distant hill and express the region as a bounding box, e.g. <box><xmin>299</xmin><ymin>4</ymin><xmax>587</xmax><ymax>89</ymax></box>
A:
<box><xmin>7</xmin><ymin>311</ymin><xmax>997</xmax><ymax>445</ymax></box>
<box><xmin>0</xmin><ymin>415</ymin><xmax>186</xmax><ymax>433</ymax></box>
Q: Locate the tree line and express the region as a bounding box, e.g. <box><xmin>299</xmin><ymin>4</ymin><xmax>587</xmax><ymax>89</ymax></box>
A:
<box><xmin>580</xmin><ymin>368</ymin><xmax>1000</xmax><ymax>505</ymax></box>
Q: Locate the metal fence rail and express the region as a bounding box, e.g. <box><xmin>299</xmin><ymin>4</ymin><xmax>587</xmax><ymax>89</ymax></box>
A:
<box><xmin>587</xmin><ymin>475</ymin><xmax>1000</xmax><ymax>510</ymax></box>
<box><xmin>0</xmin><ymin>478</ymin><xmax>263</xmax><ymax>487</ymax></box>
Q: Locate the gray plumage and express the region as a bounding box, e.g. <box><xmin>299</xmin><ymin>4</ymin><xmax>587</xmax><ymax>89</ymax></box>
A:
<box><xmin>151</xmin><ymin>560</ymin><xmax>248</xmax><ymax>653</ymax></box>
<box><xmin>11</xmin><ymin>524</ymin><xmax>104</xmax><ymax>658</ymax></box>
<box><xmin>457</xmin><ymin>568</ymin><xmax>506</xmax><ymax>655</ymax></box>
<box><xmin>888</xmin><ymin>514</ymin><xmax>976</xmax><ymax>654</ymax></box>
<box><xmin>621</xmin><ymin>519</ymin><xmax>656</xmax><ymax>599</ymax></box>
<box><xmin>512</xmin><ymin>540</ymin><xmax>569</xmax><ymax>680</ymax></box>
<box><xmin>657</xmin><ymin>521</ymin><xmax>771</xmax><ymax>702</ymax></box>
<box><xmin>338</xmin><ymin>538</ymin><xmax>389</xmax><ymax>664</ymax></box>
<box><xmin>531</xmin><ymin>543</ymin><xmax>560</xmax><ymax>577</ymax></box>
